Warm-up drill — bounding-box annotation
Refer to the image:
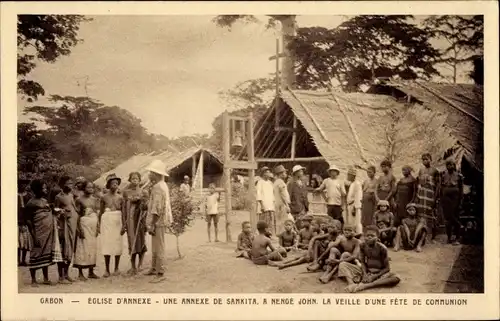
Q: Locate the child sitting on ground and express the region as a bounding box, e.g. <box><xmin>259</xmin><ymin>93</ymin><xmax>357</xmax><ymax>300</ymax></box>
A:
<box><xmin>338</xmin><ymin>225</ymin><xmax>401</xmax><ymax>293</ymax></box>
<box><xmin>298</xmin><ymin>215</ymin><xmax>316</xmax><ymax>249</ymax></box>
<box><xmin>279</xmin><ymin>219</ymin><xmax>299</xmax><ymax>252</ymax></box>
<box><xmin>394</xmin><ymin>203</ymin><xmax>427</xmax><ymax>252</ymax></box>
<box><xmin>251</xmin><ymin>221</ymin><xmax>286</xmax><ymax>266</ymax></box>
<box><xmin>236</xmin><ymin>221</ymin><xmax>254</xmax><ymax>259</ymax></box>
<box><xmin>306</xmin><ymin>220</ymin><xmax>342</xmax><ymax>272</ymax></box>
<box><xmin>373</xmin><ymin>200</ymin><xmax>397</xmax><ymax>247</ymax></box>
<box><xmin>319</xmin><ymin>224</ymin><xmax>361</xmax><ymax>284</ymax></box>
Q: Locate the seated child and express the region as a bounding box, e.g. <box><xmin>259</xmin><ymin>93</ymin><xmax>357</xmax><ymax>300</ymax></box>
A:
<box><xmin>338</xmin><ymin>225</ymin><xmax>401</xmax><ymax>293</ymax></box>
<box><xmin>236</xmin><ymin>221</ymin><xmax>254</xmax><ymax>259</ymax></box>
<box><xmin>373</xmin><ymin>200</ymin><xmax>397</xmax><ymax>247</ymax></box>
<box><xmin>275</xmin><ymin>219</ymin><xmax>321</xmax><ymax>270</ymax></box>
<box><xmin>394</xmin><ymin>203</ymin><xmax>427</xmax><ymax>252</ymax></box>
<box><xmin>306</xmin><ymin>219</ymin><xmax>342</xmax><ymax>272</ymax></box>
<box><xmin>298</xmin><ymin>215</ymin><xmax>316</xmax><ymax>249</ymax></box>
<box><xmin>251</xmin><ymin>221</ymin><xmax>285</xmax><ymax>266</ymax></box>
<box><xmin>319</xmin><ymin>224</ymin><xmax>361</xmax><ymax>284</ymax></box>
<box><xmin>279</xmin><ymin>219</ymin><xmax>299</xmax><ymax>252</ymax></box>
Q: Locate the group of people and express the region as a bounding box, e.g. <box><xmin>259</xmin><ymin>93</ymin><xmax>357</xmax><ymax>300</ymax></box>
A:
<box><xmin>254</xmin><ymin>153</ymin><xmax>465</xmax><ymax>247</ymax></box>
<box><xmin>18</xmin><ymin>159</ymin><xmax>173</xmax><ymax>286</ymax></box>
<box><xmin>234</xmin><ymin>153</ymin><xmax>465</xmax><ymax>292</ymax></box>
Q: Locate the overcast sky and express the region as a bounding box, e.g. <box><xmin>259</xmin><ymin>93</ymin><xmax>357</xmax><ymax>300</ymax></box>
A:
<box><xmin>18</xmin><ymin>15</ymin><xmax>470</xmax><ymax>138</ymax></box>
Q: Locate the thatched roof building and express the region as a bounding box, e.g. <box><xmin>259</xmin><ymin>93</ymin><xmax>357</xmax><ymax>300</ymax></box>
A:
<box><xmin>367</xmin><ymin>81</ymin><xmax>484</xmax><ymax>174</ymax></box>
<box><xmin>245</xmin><ymin>88</ymin><xmax>460</xmax><ymax>182</ymax></box>
<box><xmin>94</xmin><ymin>146</ymin><xmax>223</xmax><ymax>189</ymax></box>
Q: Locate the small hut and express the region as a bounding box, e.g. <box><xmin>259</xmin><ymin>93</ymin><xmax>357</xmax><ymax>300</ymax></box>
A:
<box><xmin>94</xmin><ymin>146</ymin><xmax>225</xmax><ymax>212</ymax></box>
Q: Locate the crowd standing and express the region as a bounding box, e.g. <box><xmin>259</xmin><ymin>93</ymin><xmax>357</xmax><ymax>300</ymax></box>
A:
<box><xmin>18</xmin><ymin>153</ymin><xmax>467</xmax><ymax>292</ymax></box>
<box><xmin>19</xmin><ymin>159</ymin><xmax>172</xmax><ymax>286</ymax></box>
<box><xmin>235</xmin><ymin>154</ymin><xmax>467</xmax><ymax>292</ymax></box>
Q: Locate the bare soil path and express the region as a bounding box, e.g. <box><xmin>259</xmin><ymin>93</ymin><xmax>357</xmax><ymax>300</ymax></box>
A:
<box><xmin>19</xmin><ymin>211</ymin><xmax>462</xmax><ymax>293</ymax></box>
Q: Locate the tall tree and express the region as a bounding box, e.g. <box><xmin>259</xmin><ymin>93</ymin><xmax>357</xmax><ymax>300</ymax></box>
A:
<box><xmin>17</xmin><ymin>15</ymin><xmax>91</xmax><ymax>101</ymax></box>
<box><xmin>290</xmin><ymin>16</ymin><xmax>440</xmax><ymax>91</ymax></box>
<box><xmin>423</xmin><ymin>15</ymin><xmax>484</xmax><ymax>83</ymax></box>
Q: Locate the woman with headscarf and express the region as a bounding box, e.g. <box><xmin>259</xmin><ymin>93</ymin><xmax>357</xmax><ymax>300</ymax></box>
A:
<box><xmin>24</xmin><ymin>179</ymin><xmax>61</xmax><ymax>286</ymax></box>
<box><xmin>98</xmin><ymin>173</ymin><xmax>124</xmax><ymax>277</ymax></box>
<box><xmin>440</xmin><ymin>160</ymin><xmax>463</xmax><ymax>245</ymax></box>
<box><xmin>122</xmin><ymin>172</ymin><xmax>148</xmax><ymax>274</ymax></box>
<box><xmin>395</xmin><ymin>165</ymin><xmax>417</xmax><ymax>226</ymax></box>
<box><xmin>73</xmin><ymin>181</ymin><xmax>100</xmax><ymax>280</ymax></box>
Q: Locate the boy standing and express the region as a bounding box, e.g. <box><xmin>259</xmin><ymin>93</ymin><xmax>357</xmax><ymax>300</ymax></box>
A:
<box><xmin>251</xmin><ymin>221</ymin><xmax>285</xmax><ymax>266</ymax></box>
<box><xmin>256</xmin><ymin>167</ymin><xmax>276</xmax><ymax>234</ymax></box>
<box><xmin>338</xmin><ymin>225</ymin><xmax>400</xmax><ymax>293</ymax></box>
<box><xmin>205</xmin><ymin>183</ymin><xmax>220</xmax><ymax>242</ymax></box>
<box><xmin>315</xmin><ymin>165</ymin><xmax>346</xmax><ymax>225</ymax></box>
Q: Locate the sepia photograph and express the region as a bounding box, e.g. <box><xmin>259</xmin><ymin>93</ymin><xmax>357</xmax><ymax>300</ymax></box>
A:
<box><xmin>11</xmin><ymin>12</ymin><xmax>487</xmax><ymax>296</ymax></box>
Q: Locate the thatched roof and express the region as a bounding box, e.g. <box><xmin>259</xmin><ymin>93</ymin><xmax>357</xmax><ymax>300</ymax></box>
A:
<box><xmin>254</xmin><ymin>88</ymin><xmax>462</xmax><ymax>180</ymax></box>
<box><xmin>280</xmin><ymin>90</ymin><xmax>397</xmax><ymax>170</ymax></box>
<box><xmin>369</xmin><ymin>81</ymin><xmax>483</xmax><ymax>172</ymax></box>
<box><xmin>93</xmin><ymin>146</ymin><xmax>222</xmax><ymax>188</ymax></box>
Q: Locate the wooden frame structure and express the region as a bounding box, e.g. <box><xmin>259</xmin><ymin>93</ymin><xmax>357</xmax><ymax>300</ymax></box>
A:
<box><xmin>222</xmin><ymin>111</ymin><xmax>257</xmax><ymax>242</ymax></box>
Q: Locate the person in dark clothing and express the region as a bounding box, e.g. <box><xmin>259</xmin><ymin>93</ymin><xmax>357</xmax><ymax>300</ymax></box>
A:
<box><xmin>287</xmin><ymin>165</ymin><xmax>309</xmax><ymax>227</ymax></box>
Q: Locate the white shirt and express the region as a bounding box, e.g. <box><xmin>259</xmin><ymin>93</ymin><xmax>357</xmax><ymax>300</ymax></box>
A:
<box><xmin>205</xmin><ymin>193</ymin><xmax>219</xmax><ymax>215</ymax></box>
<box><xmin>346</xmin><ymin>180</ymin><xmax>363</xmax><ymax>209</ymax></box>
<box><xmin>256</xmin><ymin>179</ymin><xmax>275</xmax><ymax>212</ymax></box>
<box><xmin>318</xmin><ymin>178</ymin><xmax>346</xmax><ymax>206</ymax></box>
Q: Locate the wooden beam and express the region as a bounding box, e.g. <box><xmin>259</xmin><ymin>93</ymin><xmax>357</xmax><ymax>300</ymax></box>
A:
<box><xmin>222</xmin><ymin>111</ymin><xmax>232</xmax><ymax>242</ymax></box>
<box><xmin>191</xmin><ymin>154</ymin><xmax>197</xmax><ymax>181</ymax></box>
<box><xmin>256</xmin><ymin>156</ymin><xmax>325</xmax><ymax>162</ymax></box>
<box><xmin>247</xmin><ymin>112</ymin><xmax>257</xmax><ymax>233</ymax></box>
<box><xmin>227</xmin><ymin>115</ymin><xmax>248</xmax><ymax>122</ymax></box>
<box><xmin>199</xmin><ymin>150</ymin><xmax>204</xmax><ymax>190</ymax></box>
<box><xmin>291</xmin><ymin>116</ymin><xmax>297</xmax><ymax>160</ymax></box>
<box><xmin>227</xmin><ymin>160</ymin><xmax>258</xmax><ymax>170</ymax></box>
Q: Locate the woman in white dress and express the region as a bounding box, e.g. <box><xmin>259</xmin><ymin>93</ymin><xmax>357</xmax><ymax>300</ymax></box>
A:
<box><xmin>74</xmin><ymin>181</ymin><xmax>100</xmax><ymax>280</ymax></box>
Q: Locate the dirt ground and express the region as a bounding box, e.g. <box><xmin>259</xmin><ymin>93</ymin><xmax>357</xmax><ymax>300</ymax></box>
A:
<box><xmin>19</xmin><ymin>211</ymin><xmax>464</xmax><ymax>293</ymax></box>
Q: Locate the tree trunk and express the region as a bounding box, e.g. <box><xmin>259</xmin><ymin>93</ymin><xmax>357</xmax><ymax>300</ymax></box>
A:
<box><xmin>278</xmin><ymin>15</ymin><xmax>297</xmax><ymax>89</ymax></box>
<box><xmin>175</xmin><ymin>235</ymin><xmax>182</xmax><ymax>259</ymax></box>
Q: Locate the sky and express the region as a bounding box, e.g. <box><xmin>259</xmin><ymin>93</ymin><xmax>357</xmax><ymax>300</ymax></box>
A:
<box><xmin>17</xmin><ymin>15</ymin><xmax>471</xmax><ymax>138</ymax></box>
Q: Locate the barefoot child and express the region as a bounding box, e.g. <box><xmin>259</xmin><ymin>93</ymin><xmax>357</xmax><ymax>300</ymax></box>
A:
<box><xmin>205</xmin><ymin>183</ymin><xmax>220</xmax><ymax>242</ymax></box>
<box><xmin>319</xmin><ymin>224</ymin><xmax>361</xmax><ymax>284</ymax></box>
<box><xmin>278</xmin><ymin>219</ymin><xmax>299</xmax><ymax>252</ymax></box>
<box><xmin>339</xmin><ymin>225</ymin><xmax>401</xmax><ymax>293</ymax></box>
<box><xmin>298</xmin><ymin>215</ymin><xmax>316</xmax><ymax>249</ymax></box>
<box><xmin>251</xmin><ymin>221</ymin><xmax>285</xmax><ymax>266</ymax></box>
<box><xmin>373</xmin><ymin>200</ymin><xmax>397</xmax><ymax>247</ymax></box>
<box><xmin>394</xmin><ymin>203</ymin><xmax>427</xmax><ymax>252</ymax></box>
<box><xmin>236</xmin><ymin>221</ymin><xmax>254</xmax><ymax>259</ymax></box>
<box><xmin>306</xmin><ymin>220</ymin><xmax>342</xmax><ymax>272</ymax></box>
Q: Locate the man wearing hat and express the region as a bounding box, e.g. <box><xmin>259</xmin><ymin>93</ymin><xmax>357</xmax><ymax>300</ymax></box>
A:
<box><xmin>345</xmin><ymin>167</ymin><xmax>363</xmax><ymax>235</ymax></box>
<box><xmin>180</xmin><ymin>175</ymin><xmax>191</xmax><ymax>198</ymax></box>
<box><xmin>314</xmin><ymin>164</ymin><xmax>346</xmax><ymax>225</ymax></box>
<box><xmin>99</xmin><ymin>173</ymin><xmax>124</xmax><ymax>278</ymax></box>
<box><xmin>145</xmin><ymin>160</ymin><xmax>173</xmax><ymax>283</ymax></box>
<box><xmin>256</xmin><ymin>166</ymin><xmax>276</xmax><ymax>234</ymax></box>
<box><xmin>273</xmin><ymin>165</ymin><xmax>291</xmax><ymax>235</ymax></box>
<box><xmin>288</xmin><ymin>165</ymin><xmax>309</xmax><ymax>224</ymax></box>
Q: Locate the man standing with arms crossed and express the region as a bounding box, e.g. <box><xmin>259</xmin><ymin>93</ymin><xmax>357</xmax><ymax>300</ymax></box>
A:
<box><xmin>145</xmin><ymin>160</ymin><xmax>173</xmax><ymax>283</ymax></box>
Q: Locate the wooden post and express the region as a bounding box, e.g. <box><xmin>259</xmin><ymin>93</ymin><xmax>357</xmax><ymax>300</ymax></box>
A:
<box><xmin>247</xmin><ymin>112</ymin><xmax>257</xmax><ymax>233</ymax></box>
<box><xmin>291</xmin><ymin>116</ymin><xmax>297</xmax><ymax>160</ymax></box>
<box><xmin>199</xmin><ymin>150</ymin><xmax>204</xmax><ymax>193</ymax></box>
<box><xmin>274</xmin><ymin>38</ymin><xmax>280</xmax><ymax>130</ymax></box>
<box><xmin>222</xmin><ymin>111</ymin><xmax>233</xmax><ymax>242</ymax></box>
<box><xmin>191</xmin><ymin>154</ymin><xmax>197</xmax><ymax>182</ymax></box>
